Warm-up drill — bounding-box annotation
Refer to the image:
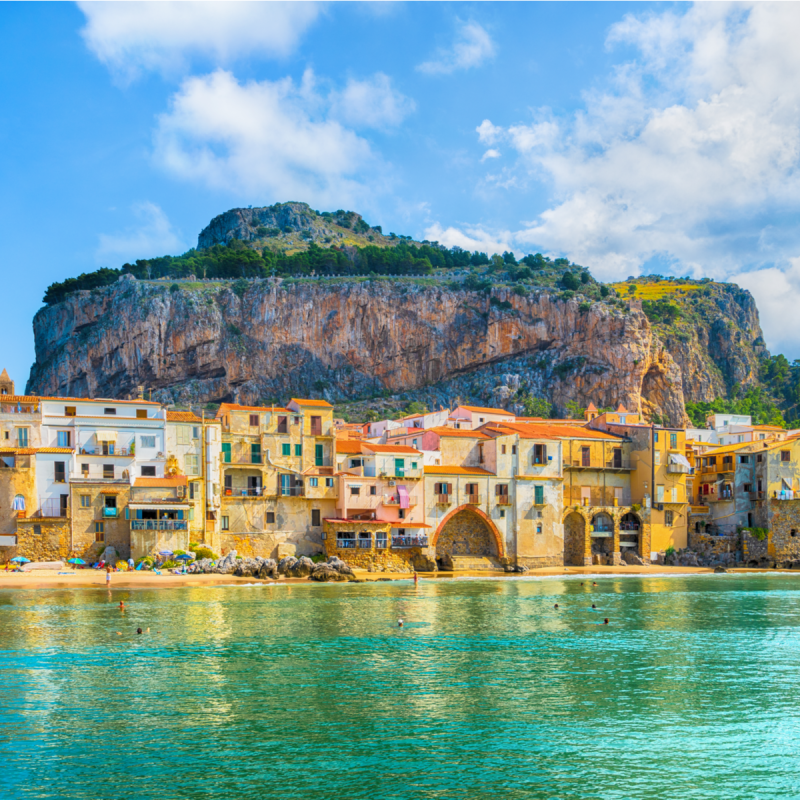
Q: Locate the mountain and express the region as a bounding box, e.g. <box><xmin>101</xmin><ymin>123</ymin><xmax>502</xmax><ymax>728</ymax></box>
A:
<box><xmin>26</xmin><ymin>204</ymin><xmax>780</xmax><ymax>426</ymax></box>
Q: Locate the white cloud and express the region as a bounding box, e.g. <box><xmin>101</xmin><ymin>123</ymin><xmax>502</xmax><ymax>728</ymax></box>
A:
<box><xmin>330</xmin><ymin>73</ymin><xmax>415</xmax><ymax>129</ymax></box>
<box><xmin>477</xmin><ymin>3</ymin><xmax>800</xmax><ymax>285</ymax></box>
<box><xmin>79</xmin><ymin>1</ymin><xmax>322</xmax><ymax>81</ymax></box>
<box><xmin>481</xmin><ymin>149</ymin><xmax>501</xmax><ymax>162</ymax></box>
<box><xmin>97</xmin><ymin>203</ymin><xmax>184</xmax><ymax>263</ymax></box>
<box><xmin>418</xmin><ymin>21</ymin><xmax>495</xmax><ymax>75</ymax></box>
<box><xmin>153</xmin><ymin>69</ymin><xmax>386</xmax><ymax>208</ymax></box>
<box><xmin>423</xmin><ymin>222</ymin><xmax>512</xmax><ymax>256</ymax></box>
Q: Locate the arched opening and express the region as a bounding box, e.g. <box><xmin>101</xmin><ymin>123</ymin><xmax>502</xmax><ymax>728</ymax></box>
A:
<box><xmin>620</xmin><ymin>512</ymin><xmax>641</xmax><ymax>557</ymax></box>
<box><xmin>591</xmin><ymin>512</ymin><xmax>615</xmax><ymax>563</ymax></box>
<box><xmin>564</xmin><ymin>512</ymin><xmax>587</xmax><ymax>566</ymax></box>
<box><xmin>434</xmin><ymin>507</ymin><xmax>502</xmax><ymax>569</ymax></box>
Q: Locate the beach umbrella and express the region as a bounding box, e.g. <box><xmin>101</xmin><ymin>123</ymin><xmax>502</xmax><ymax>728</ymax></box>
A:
<box><xmin>67</xmin><ymin>558</ymin><xmax>85</xmax><ymax>565</ymax></box>
<box><xmin>175</xmin><ymin>553</ymin><xmax>192</xmax><ymax>561</ymax></box>
<box><xmin>10</xmin><ymin>556</ymin><xmax>30</xmax><ymax>563</ymax></box>
<box><xmin>158</xmin><ymin>550</ymin><xmax>173</xmax><ymax>556</ymax></box>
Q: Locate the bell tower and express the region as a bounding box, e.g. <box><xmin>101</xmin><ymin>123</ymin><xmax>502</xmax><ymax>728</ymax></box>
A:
<box><xmin>0</xmin><ymin>369</ymin><xmax>14</xmax><ymax>396</ymax></box>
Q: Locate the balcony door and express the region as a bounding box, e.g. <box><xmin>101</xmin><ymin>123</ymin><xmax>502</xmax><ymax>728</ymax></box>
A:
<box><xmin>315</xmin><ymin>444</ymin><xmax>324</xmax><ymax>467</ymax></box>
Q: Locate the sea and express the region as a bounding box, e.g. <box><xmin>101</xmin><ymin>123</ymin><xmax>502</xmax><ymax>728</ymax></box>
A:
<box><xmin>2</xmin><ymin>574</ymin><xmax>800</xmax><ymax>799</ymax></box>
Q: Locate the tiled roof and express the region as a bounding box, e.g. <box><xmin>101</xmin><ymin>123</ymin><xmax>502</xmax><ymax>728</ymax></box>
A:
<box><xmin>336</xmin><ymin>440</ymin><xmax>367</xmax><ymax>454</ymax></box>
<box><xmin>0</xmin><ymin>396</ymin><xmax>41</xmax><ymax>405</ymax></box>
<box><xmin>423</xmin><ymin>466</ymin><xmax>495</xmax><ymax>476</ymax></box>
<box><xmin>0</xmin><ymin>447</ymin><xmax>36</xmax><ymax>455</ymax></box>
<box><xmin>335</xmin><ymin>441</ymin><xmax>421</xmax><ymax>455</ymax></box>
<box><xmin>36</xmin><ymin>447</ymin><xmax>75</xmax><ymax>454</ymax></box>
<box><xmin>167</xmin><ymin>410</ymin><xmax>203</xmax><ymax>422</ymax></box>
<box><xmin>426</xmin><ymin>426</ymin><xmax>490</xmax><ymax>439</ymax></box>
<box><xmin>456</xmin><ymin>405</ymin><xmax>512</xmax><ymax>415</ymax></box>
<box><xmin>215</xmin><ymin>403</ymin><xmax>290</xmax><ymax>417</ymax></box>
<box><xmin>364</xmin><ymin>444</ymin><xmax>421</xmax><ymax>454</ymax></box>
<box><xmin>134</xmin><ymin>476</ymin><xmax>188</xmax><ymax>487</ymax></box>
<box><xmin>485</xmin><ymin>422</ymin><xmax>624</xmax><ymax>441</ymax></box>
<box><xmin>289</xmin><ymin>398</ymin><xmax>333</xmax><ymax>408</ymax></box>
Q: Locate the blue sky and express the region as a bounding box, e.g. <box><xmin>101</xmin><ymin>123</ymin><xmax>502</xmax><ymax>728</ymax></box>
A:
<box><xmin>2</xmin><ymin>1</ymin><xmax>800</xmax><ymax>387</ymax></box>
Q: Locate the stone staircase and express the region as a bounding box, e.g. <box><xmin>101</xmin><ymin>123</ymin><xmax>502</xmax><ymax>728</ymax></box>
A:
<box><xmin>447</xmin><ymin>556</ymin><xmax>502</xmax><ymax>571</ymax></box>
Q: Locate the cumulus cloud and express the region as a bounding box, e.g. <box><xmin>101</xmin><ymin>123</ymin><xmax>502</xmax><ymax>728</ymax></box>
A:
<box><xmin>97</xmin><ymin>203</ymin><xmax>184</xmax><ymax>263</ymax></box>
<box><xmin>153</xmin><ymin>69</ymin><xmax>392</xmax><ymax>208</ymax></box>
<box><xmin>418</xmin><ymin>21</ymin><xmax>495</xmax><ymax>75</ymax></box>
<box><xmin>330</xmin><ymin>73</ymin><xmax>415</xmax><ymax>129</ymax></box>
<box><xmin>79</xmin><ymin>1</ymin><xmax>321</xmax><ymax>81</ymax></box>
<box><xmin>481</xmin><ymin>149</ymin><xmax>501</xmax><ymax>162</ymax></box>
<box><xmin>478</xmin><ymin>3</ymin><xmax>800</xmax><ymax>285</ymax></box>
<box><xmin>423</xmin><ymin>222</ymin><xmax>513</xmax><ymax>256</ymax></box>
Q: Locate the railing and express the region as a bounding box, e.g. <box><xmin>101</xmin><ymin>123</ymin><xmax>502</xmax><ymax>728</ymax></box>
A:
<box><xmin>496</xmin><ymin>494</ymin><xmax>511</xmax><ymax>505</ymax></box>
<box><xmin>0</xmin><ymin>403</ymin><xmax>38</xmax><ymax>414</ymax></box>
<box><xmin>310</xmin><ymin>425</ymin><xmax>323</xmax><ymax>437</ymax></box>
<box><xmin>567</xmin><ymin>460</ymin><xmax>631</xmax><ymax>470</ymax></box>
<box><xmin>690</xmin><ymin>504</ymin><xmax>711</xmax><ymax>514</ymax></box>
<box><xmin>279</xmin><ymin>487</ymin><xmax>304</xmax><ymax>497</ymax></box>
<box><xmin>565</xmin><ymin>491</ymin><xmax>632</xmax><ymax>507</ymax></box>
<box><xmin>379</xmin><ymin>468</ymin><xmax>422</xmax><ymax>480</ymax></box>
<box><xmin>392</xmin><ymin>535</ymin><xmax>429</xmax><ymax>548</ymax></box>
<box><xmin>80</xmin><ymin>447</ymin><xmax>133</xmax><ymax>456</ymax></box>
<box><xmin>336</xmin><ymin>538</ymin><xmax>356</xmax><ymax>549</ymax></box>
<box><xmin>465</xmin><ymin>494</ymin><xmax>481</xmax><ymax>504</ymax></box>
<box><xmin>131</xmin><ymin>520</ymin><xmax>188</xmax><ymax>531</ymax></box>
<box><xmin>710</xmin><ymin>492</ymin><xmax>733</xmax><ymax>502</ymax></box>
<box><xmin>357</xmin><ymin>538</ymin><xmax>372</xmax><ymax>549</ymax></box>
<box><xmin>436</xmin><ymin>494</ymin><xmax>451</xmax><ymax>504</ymax></box>
<box><xmin>619</xmin><ymin>522</ymin><xmax>640</xmax><ymax>531</ymax></box>
<box><xmin>33</xmin><ymin>499</ymin><xmax>67</xmax><ymax>518</ymax></box>
<box><xmin>667</xmin><ymin>463</ymin><xmax>691</xmax><ymax>474</ymax></box>
<box><xmin>382</xmin><ymin>495</ymin><xmax>419</xmax><ymax>507</ymax></box>
<box><xmin>773</xmin><ymin>491</ymin><xmax>797</xmax><ymax>500</ymax></box>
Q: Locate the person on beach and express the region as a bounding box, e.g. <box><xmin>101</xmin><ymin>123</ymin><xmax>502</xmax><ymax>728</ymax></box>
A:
<box><xmin>106</xmin><ymin>567</ymin><xmax>111</xmax><ymax>587</ymax></box>
<box><xmin>413</xmin><ymin>571</ymin><xmax>418</xmax><ymax>585</ymax></box>
<box><xmin>127</xmin><ymin>557</ymin><xmax>134</xmax><ymax>571</ymax></box>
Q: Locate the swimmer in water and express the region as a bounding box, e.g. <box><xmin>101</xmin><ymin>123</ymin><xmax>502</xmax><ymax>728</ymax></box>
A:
<box><xmin>604</xmin><ymin>619</ymin><xmax>609</xmax><ymax>625</ymax></box>
<box><xmin>413</xmin><ymin>571</ymin><xmax>418</xmax><ymax>585</ymax></box>
<box><xmin>593</xmin><ymin>582</ymin><xmax>598</xmax><ymax>586</ymax></box>
<box><xmin>137</xmin><ymin>628</ymin><xmax>143</xmax><ymax>635</ymax></box>
<box><xmin>119</xmin><ymin>601</ymin><xmax>125</xmax><ymax>610</ymax></box>
<box><xmin>398</xmin><ymin>619</ymin><xmax>404</xmax><ymax>628</ymax></box>
<box><xmin>592</xmin><ymin>604</ymin><xmax>596</xmax><ymax>609</ymax></box>
<box><xmin>554</xmin><ymin>603</ymin><xmax>559</xmax><ymax>609</ymax></box>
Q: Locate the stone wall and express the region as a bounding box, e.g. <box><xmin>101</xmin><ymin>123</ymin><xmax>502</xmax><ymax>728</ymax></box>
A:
<box><xmin>15</xmin><ymin>518</ymin><xmax>70</xmax><ymax>561</ymax></box>
<box><xmin>764</xmin><ymin>499</ymin><xmax>800</xmax><ymax>561</ymax></box>
<box><xmin>688</xmin><ymin>530</ymin><xmax>739</xmax><ymax>556</ymax></box>
<box><xmin>435</xmin><ymin>509</ymin><xmax>499</xmax><ymax>560</ymax></box>
<box><xmin>742</xmin><ymin>531</ymin><xmax>769</xmax><ymax>563</ymax></box>
<box><xmin>322</xmin><ymin>520</ymin><xmax>419</xmax><ymax>572</ymax></box>
<box><xmin>564</xmin><ymin>512</ymin><xmax>588</xmax><ymax>566</ymax></box>
<box><xmin>71</xmin><ymin>484</ymin><xmax>131</xmax><ymax>560</ymax></box>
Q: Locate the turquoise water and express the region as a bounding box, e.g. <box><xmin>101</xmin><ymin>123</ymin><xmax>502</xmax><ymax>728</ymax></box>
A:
<box><xmin>2</xmin><ymin>575</ymin><xmax>800</xmax><ymax>799</ymax></box>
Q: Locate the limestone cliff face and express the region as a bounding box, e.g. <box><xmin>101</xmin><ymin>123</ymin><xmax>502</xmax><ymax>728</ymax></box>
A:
<box><xmin>26</xmin><ymin>276</ymin><xmax>691</xmax><ymax>424</ymax></box>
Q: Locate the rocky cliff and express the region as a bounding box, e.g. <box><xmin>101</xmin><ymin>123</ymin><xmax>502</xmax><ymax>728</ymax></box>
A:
<box><xmin>27</xmin><ymin>275</ymin><xmax>694</xmax><ymax>424</ymax></box>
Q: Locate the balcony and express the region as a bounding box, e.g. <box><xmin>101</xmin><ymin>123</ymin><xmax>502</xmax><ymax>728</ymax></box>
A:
<box><xmin>566</xmin><ymin>459</ymin><xmax>631</xmax><ymax>471</ymax></box>
<box><xmin>496</xmin><ymin>494</ymin><xmax>511</xmax><ymax>505</ymax></box>
<box><xmin>436</xmin><ymin>494</ymin><xmax>452</xmax><ymax>505</ymax></box>
<box><xmin>80</xmin><ymin>447</ymin><xmax>134</xmax><ymax>457</ymax></box>
<box><xmin>465</xmin><ymin>493</ymin><xmax>481</xmax><ymax>505</ymax></box>
<box><xmin>382</xmin><ymin>494</ymin><xmax>419</xmax><ymax>507</ymax></box>
<box><xmin>223</xmin><ymin>488</ymin><xmax>264</xmax><ymax>498</ymax></box>
<box><xmin>690</xmin><ymin>504</ymin><xmax>711</xmax><ymax>514</ymax></box>
<box><xmin>709</xmin><ymin>492</ymin><xmax>734</xmax><ymax>503</ymax></box>
<box><xmin>102</xmin><ymin>507</ymin><xmax>119</xmax><ymax>518</ymax></box>
<box><xmin>667</xmin><ymin>462</ymin><xmax>691</xmax><ymax>474</ymax></box>
<box><xmin>32</xmin><ymin>499</ymin><xmax>68</xmax><ymax>518</ymax></box>
<box><xmin>392</xmin><ymin>535</ymin><xmax>429</xmax><ymax>549</ymax></box>
<box><xmin>379</xmin><ymin>468</ymin><xmax>422</xmax><ymax>480</ymax></box>
<box><xmin>279</xmin><ymin>486</ymin><xmax>304</xmax><ymax>497</ymax></box>
<box><xmin>565</xmin><ymin>490</ymin><xmax>632</xmax><ymax>507</ymax></box>
<box><xmin>772</xmin><ymin>491</ymin><xmax>797</xmax><ymax>501</ymax></box>
<box><xmin>131</xmin><ymin>520</ymin><xmax>188</xmax><ymax>531</ymax></box>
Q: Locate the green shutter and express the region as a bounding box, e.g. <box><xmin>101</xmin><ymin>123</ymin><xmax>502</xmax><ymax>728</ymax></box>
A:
<box><xmin>535</xmin><ymin>485</ymin><xmax>544</xmax><ymax>505</ymax></box>
<box><xmin>282</xmin><ymin>443</ymin><xmax>291</xmax><ymax>456</ymax></box>
<box><xmin>221</xmin><ymin>442</ymin><xmax>231</xmax><ymax>463</ymax></box>
<box><xmin>189</xmin><ymin>507</ymin><xmax>195</xmax><ymax>521</ymax></box>
<box><xmin>295</xmin><ymin>444</ymin><xmax>302</xmax><ymax>457</ymax></box>
<box><xmin>315</xmin><ymin>444</ymin><xmax>324</xmax><ymax>466</ymax></box>
<box><xmin>251</xmin><ymin>443</ymin><xmax>261</xmax><ymax>463</ymax></box>
<box><xmin>394</xmin><ymin>458</ymin><xmax>404</xmax><ymax>477</ymax></box>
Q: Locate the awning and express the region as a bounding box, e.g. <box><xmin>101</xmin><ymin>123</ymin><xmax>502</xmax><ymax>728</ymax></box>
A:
<box><xmin>96</xmin><ymin>431</ymin><xmax>117</xmax><ymax>442</ymax></box>
<box><xmin>668</xmin><ymin>453</ymin><xmax>691</xmax><ymax>468</ymax></box>
<box><xmin>397</xmin><ymin>485</ymin><xmax>410</xmax><ymax>509</ymax></box>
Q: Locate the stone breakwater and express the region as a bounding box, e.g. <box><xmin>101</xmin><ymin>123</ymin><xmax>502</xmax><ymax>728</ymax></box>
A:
<box><xmin>28</xmin><ymin>275</ymin><xmax>692</xmax><ymax>425</ymax></box>
<box><xmin>187</xmin><ymin>551</ymin><xmax>360</xmax><ymax>582</ymax></box>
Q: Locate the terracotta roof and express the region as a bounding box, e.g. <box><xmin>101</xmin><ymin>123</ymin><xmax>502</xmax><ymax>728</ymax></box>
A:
<box><xmin>586</xmin><ymin>402</ymin><xmax>598</xmax><ymax>412</ymax></box>
<box><xmin>167</xmin><ymin>410</ymin><xmax>203</xmax><ymax>422</ymax></box>
<box><xmin>423</xmin><ymin>466</ymin><xmax>495</xmax><ymax>476</ymax></box>
<box><xmin>456</xmin><ymin>405</ymin><xmax>513</xmax><ymax>415</ymax></box>
<box><xmin>336</xmin><ymin>440</ymin><xmax>367</xmax><ymax>454</ymax></box>
<box><xmin>216</xmin><ymin>403</ymin><xmax>290</xmax><ymax>417</ymax></box>
<box><xmin>0</xmin><ymin>396</ymin><xmax>41</xmax><ymax>406</ymax></box>
<box><xmin>335</xmin><ymin>441</ymin><xmax>421</xmax><ymax>455</ymax></box>
<box><xmin>616</xmin><ymin>404</ymin><xmax>629</xmax><ymax>413</ymax></box>
<box><xmin>35</xmin><ymin>447</ymin><xmax>75</xmax><ymax>454</ymax></box>
<box><xmin>289</xmin><ymin>398</ymin><xmax>333</xmax><ymax>408</ymax></box>
<box><xmin>365</xmin><ymin>444</ymin><xmax>421</xmax><ymax>455</ymax></box>
<box><xmin>0</xmin><ymin>447</ymin><xmax>35</xmax><ymax>455</ymax></box>
<box><xmin>426</xmin><ymin>426</ymin><xmax>490</xmax><ymax>439</ymax></box>
<box><xmin>323</xmin><ymin>518</ymin><xmax>391</xmax><ymax>525</ymax></box>
<box><xmin>0</xmin><ymin>369</ymin><xmax>10</xmax><ymax>381</ymax></box>
<box><xmin>133</xmin><ymin>476</ymin><xmax>188</xmax><ymax>487</ymax></box>
<box><xmin>486</xmin><ymin>422</ymin><xmax>624</xmax><ymax>441</ymax></box>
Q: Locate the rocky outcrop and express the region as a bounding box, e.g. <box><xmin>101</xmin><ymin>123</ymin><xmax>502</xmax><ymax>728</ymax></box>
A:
<box><xmin>27</xmin><ymin>273</ymin><xmax>699</xmax><ymax>425</ymax></box>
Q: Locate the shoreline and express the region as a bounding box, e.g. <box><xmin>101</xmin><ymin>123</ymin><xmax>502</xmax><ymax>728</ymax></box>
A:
<box><xmin>0</xmin><ymin>564</ymin><xmax>792</xmax><ymax>590</ymax></box>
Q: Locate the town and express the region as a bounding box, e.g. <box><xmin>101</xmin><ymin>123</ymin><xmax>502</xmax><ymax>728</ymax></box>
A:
<box><xmin>2</xmin><ymin>367</ymin><xmax>797</xmax><ymax>572</ymax></box>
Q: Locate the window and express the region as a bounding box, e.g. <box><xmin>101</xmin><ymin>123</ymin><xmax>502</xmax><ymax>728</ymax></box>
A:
<box><xmin>399</xmin><ymin>508</ymin><xmax>406</xmax><ymax>519</ymax></box>
<box><xmin>479</xmin><ymin>417</ymin><xmax>484</xmax><ymax>423</ymax></box>
<box><xmin>33</xmin><ymin>524</ymin><xmax>41</xmax><ymax>535</ymax></box>
<box><xmin>511</xmin><ymin>445</ymin><xmax>517</xmax><ymax>455</ymax></box>
<box><xmin>141</xmin><ymin>466</ymin><xmax>155</xmax><ymax>477</ymax></box>
<box><xmin>54</xmin><ymin>461</ymin><xmax>66</xmax><ymax>483</ymax></box>
<box><xmin>757</xmin><ymin>454</ymin><xmax>763</xmax><ymax>463</ymax></box>
<box><xmin>81</xmin><ymin>463</ymin><xmax>89</xmax><ymax>477</ymax></box>
<box><xmin>665</xmin><ymin>510</ymin><xmax>674</xmax><ymax>526</ymax></box>
<box><xmin>536</xmin><ymin>524</ymin><xmax>543</xmax><ymax>534</ymax></box>
<box><xmin>370</xmin><ymin>485</ymin><xmax>377</xmax><ymax>496</ymax></box>
<box><xmin>311</xmin><ymin>510</ymin><xmax>321</xmax><ymax>528</ymax></box>
<box><xmin>501</xmin><ymin>444</ymin><xmax>506</xmax><ymax>455</ymax></box>
<box><xmin>581</xmin><ymin>446</ymin><xmax>591</xmax><ymax>467</ymax></box>
<box><xmin>266</xmin><ymin>512</ymin><xmax>275</xmax><ymax>524</ymax></box>
<box><xmin>101</xmin><ymin>464</ymin><xmax>114</xmax><ymax>479</ymax></box>
<box><xmin>277</xmin><ymin>416</ymin><xmax>288</xmax><ymax>433</ymax></box>
<box><xmin>499</xmin><ymin>509</ymin><xmax>505</xmax><ymax>518</ymax></box>
<box><xmin>413</xmin><ymin>439</ymin><xmax>419</xmax><ymax>449</ymax></box>
<box><xmin>394</xmin><ymin>458</ymin><xmax>405</xmax><ymax>477</ymax></box>
<box><xmin>189</xmin><ymin>482</ymin><xmax>198</xmax><ymax>500</ymax></box>
<box><xmin>325</xmin><ymin>478</ymin><xmax>334</xmax><ymax>488</ymax></box>
<box><xmin>744</xmin><ymin>483</ymin><xmax>753</xmax><ymax>493</ymax></box>
<box><xmin>496</xmin><ymin>484</ymin><xmax>509</xmax><ymax>498</ymax></box>
<box><xmin>295</xmin><ymin>444</ymin><xmax>302</xmax><ymax>457</ymax></box>
<box><xmin>782</xmin><ymin>451</ymin><xmax>791</xmax><ymax>462</ymax></box>
<box><xmin>136</xmin><ymin>409</ymin><xmax>147</xmax><ymax>419</ymax></box>
<box><xmin>411</xmin><ymin>462</ymin><xmax>418</xmax><ymax>470</ymax></box>
<box><xmin>293</xmin><ymin>416</ymin><xmax>300</xmax><ymax>426</ymax></box>
<box><xmin>533</xmin><ymin>444</ymin><xmax>547</xmax><ymax>464</ymax></box>
<box><xmin>16</xmin><ymin>428</ymin><xmax>28</xmax><ymax>447</ymax></box>
<box><xmin>193</xmin><ymin>427</ymin><xmax>200</xmax><ymax>440</ymax></box>
<box><xmin>670</xmin><ymin>433</ymin><xmax>677</xmax><ymax>449</ymax></box>
<box><xmin>350</xmin><ymin>486</ymin><xmax>361</xmax><ymax>496</ymax></box>
<box><xmin>654</xmin><ymin>451</ymin><xmax>661</xmax><ymax>465</ymax></box>
<box><xmin>65</xmin><ymin>406</ymin><xmax>76</xmax><ymax>417</ymax></box>
<box><xmin>185</xmin><ymin>455</ymin><xmax>199</xmax><ymax>475</ymax></box>
<box><xmin>656</xmin><ymin>485</ymin><xmax>664</xmax><ymax>503</ymax></box>
<box><xmin>95</xmin><ymin>521</ymin><xmax>104</xmax><ymax>537</ymax></box>
<box><xmin>249</xmin><ymin>414</ymin><xmax>259</xmax><ymax>427</ymax></box>
<box><xmin>654</xmin><ymin>432</ymin><xmax>659</xmax><ymax>443</ymax></box>
<box><xmin>79</xmin><ymin>495</ymin><xmax>90</xmax><ymax>508</ymax></box>
<box><xmin>177</xmin><ymin>427</ymin><xmax>191</xmax><ymax>445</ymax></box>
<box><xmin>104</xmin><ymin>495</ymin><xmax>116</xmax><ymax>510</ymax></box>
<box><xmin>534</xmin><ymin>485</ymin><xmax>544</xmax><ymax>505</ymax></box>
<box><xmin>434</xmin><ymin>482</ymin><xmax>453</xmax><ymax>495</ymax></box>
<box><xmin>222</xmin><ymin>443</ymin><xmax>231</xmax><ymax>463</ymax></box>
<box><xmin>310</xmin><ymin>415</ymin><xmax>322</xmax><ymax>436</ymax></box>
<box><xmin>465</xmin><ymin>483</ymin><xmax>478</xmax><ymax>497</ymax></box>
<box><xmin>739</xmin><ymin>455</ymin><xmax>750</xmax><ymax>464</ymax></box>
<box><xmin>282</xmin><ymin>443</ymin><xmax>291</xmax><ymax>456</ymax></box>
<box><xmin>251</xmin><ymin>443</ymin><xmax>262</xmax><ymax>464</ymax></box>
<box><xmin>104</xmin><ymin>408</ymin><xmax>116</xmax><ymax>415</ymax></box>
<box><xmin>309</xmin><ymin>477</ymin><xmax>318</xmax><ymax>487</ymax></box>
<box><xmin>221</xmin><ymin>516</ymin><xmax>229</xmax><ymax>531</ymax></box>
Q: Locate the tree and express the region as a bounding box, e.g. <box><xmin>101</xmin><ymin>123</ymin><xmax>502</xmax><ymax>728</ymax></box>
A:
<box><xmin>565</xmin><ymin>400</ymin><xmax>586</xmax><ymax>420</ymax></box>
<box><xmin>561</xmin><ymin>272</ymin><xmax>580</xmax><ymax>291</ymax></box>
<box><xmin>520</xmin><ymin>394</ymin><xmax>552</xmax><ymax>418</ymax></box>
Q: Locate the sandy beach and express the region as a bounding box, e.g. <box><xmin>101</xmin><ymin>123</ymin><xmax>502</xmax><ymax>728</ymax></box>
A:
<box><xmin>0</xmin><ymin>563</ymin><xmax>754</xmax><ymax>590</ymax></box>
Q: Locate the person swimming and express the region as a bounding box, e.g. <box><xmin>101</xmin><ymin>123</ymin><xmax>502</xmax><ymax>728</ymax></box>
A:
<box><xmin>398</xmin><ymin>619</ymin><xmax>404</xmax><ymax>628</ymax></box>
<box><xmin>604</xmin><ymin>619</ymin><xmax>609</xmax><ymax>625</ymax></box>
<box><xmin>119</xmin><ymin>601</ymin><xmax>125</xmax><ymax>610</ymax></box>
<box><xmin>413</xmin><ymin>571</ymin><xmax>419</xmax><ymax>585</ymax></box>
<box><xmin>554</xmin><ymin>603</ymin><xmax>559</xmax><ymax>609</ymax></box>
<box><xmin>592</xmin><ymin>604</ymin><xmax>596</xmax><ymax>609</ymax></box>
<box><xmin>136</xmin><ymin>628</ymin><xmax>143</xmax><ymax>635</ymax></box>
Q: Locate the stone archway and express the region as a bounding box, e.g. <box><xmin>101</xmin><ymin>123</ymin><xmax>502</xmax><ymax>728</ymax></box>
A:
<box><xmin>620</xmin><ymin>512</ymin><xmax>642</xmax><ymax>557</ymax></box>
<box><xmin>434</xmin><ymin>506</ymin><xmax>504</xmax><ymax>564</ymax></box>
<box><xmin>564</xmin><ymin>512</ymin><xmax>588</xmax><ymax>566</ymax></box>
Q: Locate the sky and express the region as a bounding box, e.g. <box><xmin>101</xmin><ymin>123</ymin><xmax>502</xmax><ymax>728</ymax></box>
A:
<box><xmin>1</xmin><ymin>1</ymin><xmax>799</xmax><ymax>387</ymax></box>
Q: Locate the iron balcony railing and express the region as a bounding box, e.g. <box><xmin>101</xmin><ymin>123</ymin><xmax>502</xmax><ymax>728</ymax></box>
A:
<box><xmin>279</xmin><ymin>487</ymin><xmax>304</xmax><ymax>497</ymax></box>
<box><xmin>567</xmin><ymin>459</ymin><xmax>631</xmax><ymax>470</ymax></box>
<box><xmin>392</xmin><ymin>535</ymin><xmax>429</xmax><ymax>549</ymax></box>
<box><xmin>33</xmin><ymin>499</ymin><xmax>68</xmax><ymax>518</ymax></box>
<box><xmin>131</xmin><ymin>520</ymin><xmax>188</xmax><ymax>531</ymax></box>
<box><xmin>436</xmin><ymin>494</ymin><xmax>452</xmax><ymax>504</ymax></box>
<box><xmin>80</xmin><ymin>447</ymin><xmax>133</xmax><ymax>457</ymax></box>
<box><xmin>382</xmin><ymin>495</ymin><xmax>418</xmax><ymax>507</ymax></box>
<box><xmin>465</xmin><ymin>494</ymin><xmax>481</xmax><ymax>505</ymax></box>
